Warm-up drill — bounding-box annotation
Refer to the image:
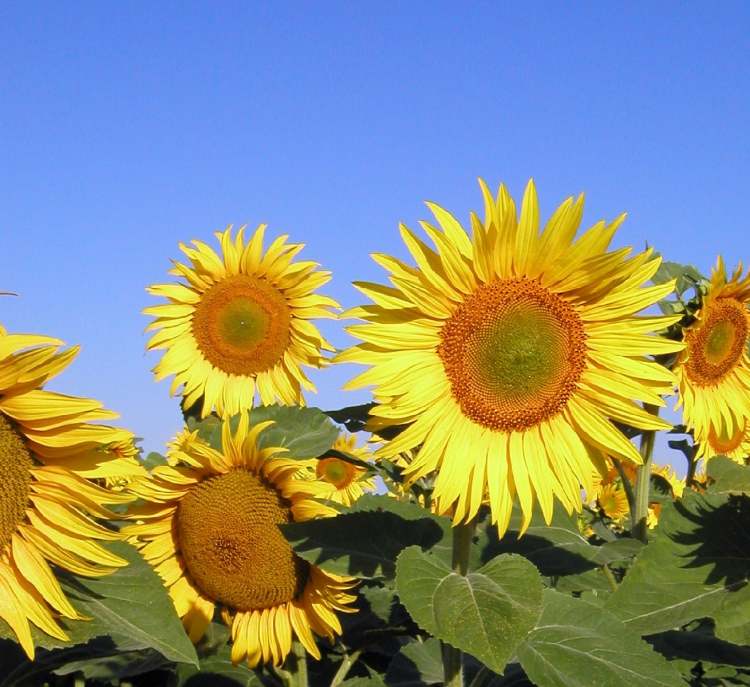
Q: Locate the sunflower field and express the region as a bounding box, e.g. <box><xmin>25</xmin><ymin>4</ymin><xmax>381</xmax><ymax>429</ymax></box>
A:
<box><xmin>2</xmin><ymin>180</ymin><xmax>750</xmax><ymax>687</ymax></box>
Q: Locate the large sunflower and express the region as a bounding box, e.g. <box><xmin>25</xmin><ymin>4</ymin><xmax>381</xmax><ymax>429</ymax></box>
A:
<box><xmin>144</xmin><ymin>225</ymin><xmax>339</xmax><ymax>418</ymax></box>
<box><xmin>0</xmin><ymin>325</ymin><xmax>141</xmax><ymax>658</ymax></box>
<box><xmin>339</xmin><ymin>180</ymin><xmax>682</xmax><ymax>533</ymax></box>
<box><xmin>674</xmin><ymin>258</ymin><xmax>750</xmax><ymax>461</ymax></box>
<box><xmin>125</xmin><ymin>415</ymin><xmax>357</xmax><ymax>667</ymax></box>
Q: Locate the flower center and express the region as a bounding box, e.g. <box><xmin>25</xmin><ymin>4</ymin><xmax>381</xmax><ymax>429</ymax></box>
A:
<box><xmin>0</xmin><ymin>414</ymin><xmax>32</xmax><ymax>550</ymax></box>
<box><xmin>438</xmin><ymin>279</ymin><xmax>587</xmax><ymax>432</ymax></box>
<box><xmin>192</xmin><ymin>275</ymin><xmax>292</xmax><ymax>375</ymax></box>
<box><xmin>316</xmin><ymin>457</ymin><xmax>357</xmax><ymax>489</ymax></box>
<box><xmin>685</xmin><ymin>297</ymin><xmax>749</xmax><ymax>386</ymax></box>
<box><xmin>177</xmin><ymin>469</ymin><xmax>308</xmax><ymax>611</ymax></box>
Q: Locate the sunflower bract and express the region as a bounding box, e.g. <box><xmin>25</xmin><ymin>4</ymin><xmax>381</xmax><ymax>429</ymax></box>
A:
<box><xmin>144</xmin><ymin>225</ymin><xmax>340</xmax><ymax>418</ymax></box>
<box><xmin>339</xmin><ymin>180</ymin><xmax>683</xmax><ymax>533</ymax></box>
<box><xmin>0</xmin><ymin>324</ymin><xmax>141</xmax><ymax>659</ymax></box>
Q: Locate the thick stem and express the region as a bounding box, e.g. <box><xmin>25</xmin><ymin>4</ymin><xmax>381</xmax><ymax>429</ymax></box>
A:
<box><xmin>685</xmin><ymin>445</ymin><xmax>698</xmax><ymax>488</ymax></box>
<box><xmin>330</xmin><ymin>649</ymin><xmax>363</xmax><ymax>687</ymax></box>
<box><xmin>442</xmin><ymin>520</ymin><xmax>476</xmax><ymax>687</ymax></box>
<box><xmin>291</xmin><ymin>641</ymin><xmax>308</xmax><ymax>687</ymax></box>
<box><xmin>632</xmin><ymin>404</ymin><xmax>659</xmax><ymax>543</ymax></box>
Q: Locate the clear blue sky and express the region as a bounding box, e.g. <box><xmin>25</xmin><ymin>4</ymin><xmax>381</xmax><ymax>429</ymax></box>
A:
<box><xmin>1</xmin><ymin>2</ymin><xmax>748</xmax><ymax>468</ymax></box>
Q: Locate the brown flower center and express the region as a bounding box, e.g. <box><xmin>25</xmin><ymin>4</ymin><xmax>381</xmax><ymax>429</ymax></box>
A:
<box><xmin>438</xmin><ymin>279</ymin><xmax>587</xmax><ymax>432</ymax></box>
<box><xmin>316</xmin><ymin>457</ymin><xmax>358</xmax><ymax>489</ymax></box>
<box><xmin>685</xmin><ymin>297</ymin><xmax>749</xmax><ymax>386</ymax></box>
<box><xmin>0</xmin><ymin>414</ymin><xmax>32</xmax><ymax>550</ymax></box>
<box><xmin>192</xmin><ymin>275</ymin><xmax>291</xmax><ymax>375</ymax></box>
<box><xmin>177</xmin><ymin>469</ymin><xmax>307</xmax><ymax>611</ymax></box>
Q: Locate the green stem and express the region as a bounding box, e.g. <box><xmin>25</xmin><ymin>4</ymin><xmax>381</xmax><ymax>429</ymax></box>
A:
<box><xmin>467</xmin><ymin>666</ymin><xmax>491</xmax><ymax>687</ymax></box>
<box><xmin>632</xmin><ymin>404</ymin><xmax>659</xmax><ymax>543</ymax></box>
<box><xmin>611</xmin><ymin>457</ymin><xmax>637</xmax><ymax>529</ymax></box>
<box><xmin>442</xmin><ymin>520</ymin><xmax>475</xmax><ymax>687</ymax></box>
<box><xmin>685</xmin><ymin>444</ymin><xmax>698</xmax><ymax>488</ymax></box>
<box><xmin>330</xmin><ymin>649</ymin><xmax>363</xmax><ymax>687</ymax></box>
<box><xmin>603</xmin><ymin>564</ymin><xmax>619</xmax><ymax>592</ymax></box>
<box><xmin>292</xmin><ymin>641</ymin><xmax>308</xmax><ymax>687</ymax></box>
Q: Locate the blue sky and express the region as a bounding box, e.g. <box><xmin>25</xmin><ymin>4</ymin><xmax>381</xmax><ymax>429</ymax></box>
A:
<box><xmin>1</xmin><ymin>2</ymin><xmax>748</xmax><ymax>467</ymax></box>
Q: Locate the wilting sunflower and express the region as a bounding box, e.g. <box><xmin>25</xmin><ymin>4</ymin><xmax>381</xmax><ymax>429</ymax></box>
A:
<box><xmin>302</xmin><ymin>433</ymin><xmax>375</xmax><ymax>506</ymax></box>
<box><xmin>0</xmin><ymin>325</ymin><xmax>141</xmax><ymax>658</ymax></box>
<box><xmin>339</xmin><ymin>180</ymin><xmax>682</xmax><ymax>532</ymax></box>
<box><xmin>675</xmin><ymin>258</ymin><xmax>750</xmax><ymax>461</ymax></box>
<box><xmin>144</xmin><ymin>225</ymin><xmax>339</xmax><ymax>418</ymax></box>
<box><xmin>125</xmin><ymin>415</ymin><xmax>357</xmax><ymax>667</ymax></box>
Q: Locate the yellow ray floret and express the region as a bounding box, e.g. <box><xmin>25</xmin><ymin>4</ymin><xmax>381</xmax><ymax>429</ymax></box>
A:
<box><xmin>339</xmin><ymin>180</ymin><xmax>683</xmax><ymax>533</ymax></box>
<box><xmin>145</xmin><ymin>225</ymin><xmax>339</xmax><ymax>418</ymax></box>
<box><xmin>0</xmin><ymin>327</ymin><xmax>142</xmax><ymax>659</ymax></box>
<box><xmin>674</xmin><ymin>258</ymin><xmax>750</xmax><ymax>462</ymax></box>
<box><xmin>124</xmin><ymin>414</ymin><xmax>357</xmax><ymax>667</ymax></box>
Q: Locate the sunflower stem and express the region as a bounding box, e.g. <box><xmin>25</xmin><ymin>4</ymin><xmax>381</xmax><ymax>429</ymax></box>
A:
<box><xmin>329</xmin><ymin>648</ymin><xmax>363</xmax><ymax>687</ymax></box>
<box><xmin>442</xmin><ymin>519</ymin><xmax>475</xmax><ymax>687</ymax></box>
<box><xmin>632</xmin><ymin>404</ymin><xmax>659</xmax><ymax>543</ymax></box>
<box><xmin>291</xmin><ymin>641</ymin><xmax>308</xmax><ymax>687</ymax></box>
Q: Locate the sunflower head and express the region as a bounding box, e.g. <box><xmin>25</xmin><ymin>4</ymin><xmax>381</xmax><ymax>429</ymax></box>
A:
<box><xmin>675</xmin><ymin>257</ymin><xmax>750</xmax><ymax>459</ymax></box>
<box><xmin>145</xmin><ymin>225</ymin><xmax>340</xmax><ymax>418</ymax></box>
<box><xmin>597</xmin><ymin>484</ymin><xmax>630</xmax><ymax>523</ymax></box>
<box><xmin>125</xmin><ymin>414</ymin><xmax>357</xmax><ymax>667</ymax></box>
<box><xmin>0</xmin><ymin>327</ymin><xmax>140</xmax><ymax>658</ymax></box>
<box><xmin>340</xmin><ymin>180</ymin><xmax>682</xmax><ymax>533</ymax></box>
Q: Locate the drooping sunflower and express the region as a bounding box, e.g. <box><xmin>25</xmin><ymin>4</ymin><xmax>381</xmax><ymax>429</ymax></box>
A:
<box><xmin>145</xmin><ymin>225</ymin><xmax>339</xmax><ymax>418</ymax></box>
<box><xmin>125</xmin><ymin>414</ymin><xmax>357</xmax><ymax>667</ymax></box>
<box><xmin>339</xmin><ymin>180</ymin><xmax>682</xmax><ymax>533</ymax></box>
<box><xmin>675</xmin><ymin>258</ymin><xmax>750</xmax><ymax>462</ymax></box>
<box><xmin>0</xmin><ymin>325</ymin><xmax>141</xmax><ymax>658</ymax></box>
<box><xmin>302</xmin><ymin>433</ymin><xmax>375</xmax><ymax>506</ymax></box>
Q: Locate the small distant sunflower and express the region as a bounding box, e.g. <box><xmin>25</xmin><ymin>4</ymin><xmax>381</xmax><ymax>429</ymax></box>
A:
<box><xmin>340</xmin><ymin>180</ymin><xmax>681</xmax><ymax>532</ymax></box>
<box><xmin>675</xmin><ymin>258</ymin><xmax>750</xmax><ymax>460</ymax></box>
<box><xmin>125</xmin><ymin>415</ymin><xmax>357</xmax><ymax>667</ymax></box>
<box><xmin>0</xmin><ymin>326</ymin><xmax>140</xmax><ymax>658</ymax></box>
<box><xmin>597</xmin><ymin>484</ymin><xmax>630</xmax><ymax>523</ymax></box>
<box><xmin>303</xmin><ymin>434</ymin><xmax>375</xmax><ymax>506</ymax></box>
<box><xmin>145</xmin><ymin>225</ymin><xmax>339</xmax><ymax>418</ymax></box>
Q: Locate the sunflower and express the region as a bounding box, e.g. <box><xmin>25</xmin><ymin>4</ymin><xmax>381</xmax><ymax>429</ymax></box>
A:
<box><xmin>675</xmin><ymin>258</ymin><xmax>750</xmax><ymax>461</ymax></box>
<box><xmin>339</xmin><ymin>180</ymin><xmax>682</xmax><ymax>533</ymax></box>
<box><xmin>597</xmin><ymin>484</ymin><xmax>630</xmax><ymax>523</ymax></box>
<box><xmin>125</xmin><ymin>414</ymin><xmax>357</xmax><ymax>667</ymax></box>
<box><xmin>302</xmin><ymin>433</ymin><xmax>375</xmax><ymax>506</ymax></box>
<box><xmin>0</xmin><ymin>325</ymin><xmax>141</xmax><ymax>658</ymax></box>
<box><xmin>145</xmin><ymin>225</ymin><xmax>339</xmax><ymax>418</ymax></box>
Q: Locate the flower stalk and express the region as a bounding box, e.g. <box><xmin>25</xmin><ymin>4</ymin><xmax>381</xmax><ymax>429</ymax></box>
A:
<box><xmin>632</xmin><ymin>404</ymin><xmax>659</xmax><ymax>543</ymax></box>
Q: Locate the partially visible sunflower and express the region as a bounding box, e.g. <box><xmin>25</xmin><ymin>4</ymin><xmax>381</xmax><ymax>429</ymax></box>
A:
<box><xmin>125</xmin><ymin>414</ymin><xmax>357</xmax><ymax>667</ymax></box>
<box><xmin>0</xmin><ymin>325</ymin><xmax>141</xmax><ymax>658</ymax></box>
<box><xmin>675</xmin><ymin>258</ymin><xmax>750</xmax><ymax>461</ymax></box>
<box><xmin>145</xmin><ymin>225</ymin><xmax>339</xmax><ymax>418</ymax></box>
<box><xmin>301</xmin><ymin>433</ymin><xmax>375</xmax><ymax>506</ymax></box>
<box><xmin>597</xmin><ymin>484</ymin><xmax>630</xmax><ymax>523</ymax></box>
<box><xmin>339</xmin><ymin>180</ymin><xmax>682</xmax><ymax>532</ymax></box>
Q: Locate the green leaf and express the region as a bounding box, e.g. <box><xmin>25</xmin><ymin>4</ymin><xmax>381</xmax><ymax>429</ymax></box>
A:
<box><xmin>53</xmin><ymin>648</ymin><xmax>170</xmax><ymax>680</ymax></box>
<box><xmin>517</xmin><ymin>590</ymin><xmax>684</xmax><ymax>687</ymax></box>
<box><xmin>189</xmin><ymin>405</ymin><xmax>339</xmax><ymax>459</ymax></box>
<box><xmin>143</xmin><ymin>451</ymin><xmax>168</xmax><ymax>470</ymax></box>
<box><xmin>648</xmin><ymin>627</ymin><xmax>750</xmax><ymax>667</ymax></box>
<box><xmin>395</xmin><ymin>547</ymin><xmax>543</xmax><ymax>674</ymax></box>
<box><xmin>341</xmin><ymin>676</ymin><xmax>388</xmax><ymax>687</ymax></box>
<box><xmin>604</xmin><ymin>491</ymin><xmax>750</xmax><ymax>635</ymax></box>
<box><xmin>282</xmin><ymin>507</ymin><xmax>445</xmax><ymax>579</ymax></box>
<box><xmin>0</xmin><ymin>542</ymin><xmax>197</xmax><ymax>665</ymax></box>
<box><xmin>385</xmin><ymin>638</ymin><xmax>444</xmax><ymax>686</ymax></box>
<box><xmin>652</xmin><ymin>261</ymin><xmax>705</xmax><ymax>294</ymax></box>
<box><xmin>707</xmin><ymin>457</ymin><xmax>750</xmax><ymax>495</ymax></box>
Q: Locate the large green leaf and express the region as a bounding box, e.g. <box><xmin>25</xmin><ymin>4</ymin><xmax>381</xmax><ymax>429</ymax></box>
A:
<box><xmin>604</xmin><ymin>491</ymin><xmax>750</xmax><ymax>635</ymax></box>
<box><xmin>395</xmin><ymin>547</ymin><xmax>543</xmax><ymax>674</ymax></box>
<box><xmin>707</xmin><ymin>457</ymin><xmax>750</xmax><ymax>495</ymax></box>
<box><xmin>517</xmin><ymin>590</ymin><xmax>684</xmax><ymax>687</ymax></box>
<box><xmin>189</xmin><ymin>405</ymin><xmax>339</xmax><ymax>459</ymax></box>
<box><xmin>282</xmin><ymin>507</ymin><xmax>445</xmax><ymax>579</ymax></box>
<box><xmin>385</xmin><ymin>638</ymin><xmax>443</xmax><ymax>686</ymax></box>
<box><xmin>0</xmin><ymin>542</ymin><xmax>197</xmax><ymax>670</ymax></box>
